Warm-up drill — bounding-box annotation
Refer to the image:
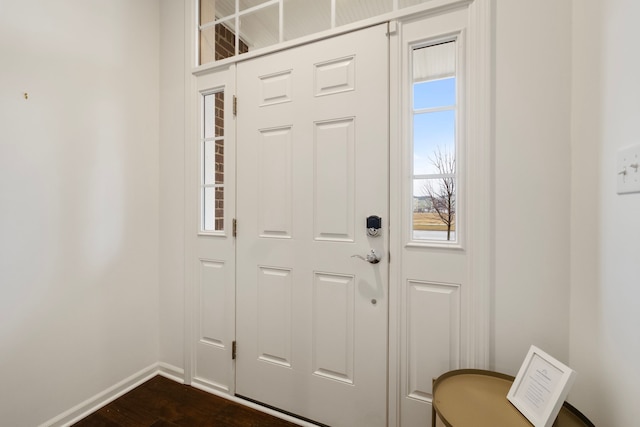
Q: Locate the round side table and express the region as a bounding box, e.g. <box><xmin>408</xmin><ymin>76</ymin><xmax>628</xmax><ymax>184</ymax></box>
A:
<box><xmin>431</xmin><ymin>369</ymin><xmax>594</xmax><ymax>427</ymax></box>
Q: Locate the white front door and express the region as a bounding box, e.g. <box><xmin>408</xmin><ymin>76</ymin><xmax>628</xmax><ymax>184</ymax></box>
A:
<box><xmin>236</xmin><ymin>24</ymin><xmax>389</xmax><ymax>427</ymax></box>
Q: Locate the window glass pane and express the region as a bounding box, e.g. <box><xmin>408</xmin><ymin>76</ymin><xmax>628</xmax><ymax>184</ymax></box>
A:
<box><xmin>413</xmin><ymin>42</ymin><xmax>455</xmax><ymax>82</ymax></box>
<box><xmin>240</xmin><ymin>0</ymin><xmax>269</xmax><ymax>12</ymax></box>
<box><xmin>214</xmin><ymin>0</ymin><xmax>236</xmax><ymax>20</ymax></box>
<box><xmin>203</xmin><ymin>187</ymin><xmax>216</xmax><ymax>230</ymax></box>
<box><xmin>414</xmin><ymin>78</ymin><xmax>456</xmax><ymax>110</ymax></box>
<box><xmin>239</xmin><ymin>4</ymin><xmax>279</xmax><ymax>52</ymax></box>
<box><xmin>200</xmin><ymin>0</ymin><xmax>235</xmax><ymax>22</ymax></box>
<box><xmin>203</xmin><ymin>186</ymin><xmax>224</xmax><ymax>231</ymax></box>
<box><xmin>215</xmin><ymin>187</ymin><xmax>224</xmax><ymax>230</ymax></box>
<box><xmin>215</xmin><ymin>140</ymin><xmax>224</xmax><ymax>185</ymax></box>
<box><xmin>200</xmin><ymin>15</ymin><xmax>248</xmax><ymax>65</ymax></box>
<box><xmin>284</xmin><ymin>0</ymin><xmax>331</xmax><ymax>42</ymax></box>
<box><xmin>214</xmin><ymin>22</ymin><xmax>237</xmax><ymax>61</ymax></box>
<box><xmin>413</xmin><ymin>178</ymin><xmax>456</xmax><ymax>241</ymax></box>
<box><xmin>204</xmin><ymin>140</ymin><xmax>216</xmax><ymax>185</ymax></box>
<box><xmin>200</xmin><ymin>0</ymin><xmax>216</xmax><ymax>25</ymax></box>
<box><xmin>413</xmin><ymin>110</ymin><xmax>455</xmax><ymax>175</ymax></box>
<box><xmin>336</xmin><ymin>0</ymin><xmax>392</xmax><ymax>27</ymax></box>
<box><xmin>200</xmin><ymin>24</ymin><xmax>216</xmax><ymax>65</ymax></box>
<box><xmin>203</xmin><ymin>93</ymin><xmax>214</xmax><ymax>138</ymax></box>
<box><xmin>204</xmin><ymin>140</ymin><xmax>224</xmax><ymax>186</ymax></box>
<box><xmin>215</xmin><ymin>91</ymin><xmax>224</xmax><ymax>137</ymax></box>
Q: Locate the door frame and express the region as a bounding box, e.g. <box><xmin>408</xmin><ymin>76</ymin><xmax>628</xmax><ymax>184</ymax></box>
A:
<box><xmin>183</xmin><ymin>1</ymin><xmax>494</xmax><ymax>426</ymax></box>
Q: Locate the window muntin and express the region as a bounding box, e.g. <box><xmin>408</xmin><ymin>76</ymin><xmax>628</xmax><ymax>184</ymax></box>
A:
<box><xmin>201</xmin><ymin>90</ymin><xmax>225</xmax><ymax>232</ymax></box>
<box><xmin>411</xmin><ymin>41</ymin><xmax>458</xmax><ymax>243</ymax></box>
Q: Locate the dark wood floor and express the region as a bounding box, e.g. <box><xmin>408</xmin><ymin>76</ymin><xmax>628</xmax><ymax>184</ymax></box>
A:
<box><xmin>73</xmin><ymin>375</ymin><xmax>300</xmax><ymax>427</ymax></box>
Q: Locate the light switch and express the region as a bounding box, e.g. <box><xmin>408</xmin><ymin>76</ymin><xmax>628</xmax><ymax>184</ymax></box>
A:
<box><xmin>617</xmin><ymin>144</ymin><xmax>640</xmax><ymax>194</ymax></box>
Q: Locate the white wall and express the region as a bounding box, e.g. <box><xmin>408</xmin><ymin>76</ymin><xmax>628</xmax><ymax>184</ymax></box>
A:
<box><xmin>0</xmin><ymin>1</ymin><xmax>160</xmax><ymax>425</ymax></box>
<box><xmin>159</xmin><ymin>0</ymin><xmax>186</xmax><ymax>372</ymax></box>
<box><xmin>493</xmin><ymin>0</ymin><xmax>573</xmax><ymax>374</ymax></box>
<box><xmin>494</xmin><ymin>2</ymin><xmax>640</xmax><ymax>424</ymax></box>
<box><xmin>571</xmin><ymin>0</ymin><xmax>640</xmax><ymax>425</ymax></box>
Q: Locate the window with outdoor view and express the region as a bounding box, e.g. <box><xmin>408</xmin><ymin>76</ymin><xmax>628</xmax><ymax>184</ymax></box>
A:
<box><xmin>201</xmin><ymin>90</ymin><xmax>225</xmax><ymax>232</ymax></box>
<box><xmin>411</xmin><ymin>41</ymin><xmax>458</xmax><ymax>242</ymax></box>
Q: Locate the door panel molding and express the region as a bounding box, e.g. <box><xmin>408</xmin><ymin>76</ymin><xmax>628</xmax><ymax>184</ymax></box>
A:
<box><xmin>406</xmin><ymin>280</ymin><xmax>461</xmax><ymax>401</ymax></box>
<box><xmin>313</xmin><ymin>117</ymin><xmax>356</xmax><ymax>242</ymax></box>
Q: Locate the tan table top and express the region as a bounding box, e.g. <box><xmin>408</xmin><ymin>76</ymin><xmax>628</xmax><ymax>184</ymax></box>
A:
<box><xmin>433</xmin><ymin>370</ymin><xmax>590</xmax><ymax>427</ymax></box>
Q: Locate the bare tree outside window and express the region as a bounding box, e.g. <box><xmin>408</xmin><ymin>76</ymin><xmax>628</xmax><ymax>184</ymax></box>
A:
<box><xmin>421</xmin><ymin>146</ymin><xmax>455</xmax><ymax>240</ymax></box>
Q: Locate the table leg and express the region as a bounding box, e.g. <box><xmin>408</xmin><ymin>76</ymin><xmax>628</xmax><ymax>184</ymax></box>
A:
<box><xmin>432</xmin><ymin>378</ymin><xmax>436</xmax><ymax>427</ymax></box>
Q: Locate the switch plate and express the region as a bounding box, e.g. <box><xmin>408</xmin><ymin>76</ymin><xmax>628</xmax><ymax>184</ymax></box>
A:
<box><xmin>617</xmin><ymin>144</ymin><xmax>640</xmax><ymax>194</ymax></box>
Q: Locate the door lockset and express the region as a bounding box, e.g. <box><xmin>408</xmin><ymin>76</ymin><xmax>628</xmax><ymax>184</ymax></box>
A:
<box><xmin>366</xmin><ymin>215</ymin><xmax>382</xmax><ymax>237</ymax></box>
<box><xmin>351</xmin><ymin>249</ymin><xmax>382</xmax><ymax>264</ymax></box>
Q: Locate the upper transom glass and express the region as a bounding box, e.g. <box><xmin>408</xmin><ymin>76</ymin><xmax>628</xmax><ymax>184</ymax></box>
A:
<box><xmin>198</xmin><ymin>0</ymin><xmax>433</xmax><ymax>66</ymax></box>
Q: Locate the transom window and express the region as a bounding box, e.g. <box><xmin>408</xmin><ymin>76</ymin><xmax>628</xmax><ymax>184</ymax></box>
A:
<box><xmin>198</xmin><ymin>0</ymin><xmax>434</xmax><ymax>66</ymax></box>
<box><xmin>411</xmin><ymin>40</ymin><xmax>458</xmax><ymax>242</ymax></box>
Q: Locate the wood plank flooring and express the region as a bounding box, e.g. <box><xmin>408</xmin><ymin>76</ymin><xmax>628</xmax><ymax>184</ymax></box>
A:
<box><xmin>73</xmin><ymin>375</ymin><xmax>300</xmax><ymax>427</ymax></box>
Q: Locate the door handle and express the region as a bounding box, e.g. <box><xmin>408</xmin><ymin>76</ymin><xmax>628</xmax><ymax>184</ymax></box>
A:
<box><xmin>351</xmin><ymin>249</ymin><xmax>381</xmax><ymax>264</ymax></box>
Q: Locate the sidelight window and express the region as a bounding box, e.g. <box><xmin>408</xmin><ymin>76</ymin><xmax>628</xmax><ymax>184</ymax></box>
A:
<box><xmin>201</xmin><ymin>90</ymin><xmax>225</xmax><ymax>232</ymax></box>
<box><xmin>411</xmin><ymin>40</ymin><xmax>458</xmax><ymax>242</ymax></box>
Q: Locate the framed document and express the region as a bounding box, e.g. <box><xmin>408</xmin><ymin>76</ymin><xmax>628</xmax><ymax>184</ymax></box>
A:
<box><xmin>507</xmin><ymin>345</ymin><xmax>576</xmax><ymax>427</ymax></box>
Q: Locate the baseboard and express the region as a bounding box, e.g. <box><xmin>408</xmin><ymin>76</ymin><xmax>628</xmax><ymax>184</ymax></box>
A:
<box><xmin>157</xmin><ymin>362</ymin><xmax>185</xmax><ymax>384</ymax></box>
<box><xmin>42</xmin><ymin>362</ymin><xmax>314</xmax><ymax>427</ymax></box>
<box><xmin>40</xmin><ymin>362</ymin><xmax>184</xmax><ymax>427</ymax></box>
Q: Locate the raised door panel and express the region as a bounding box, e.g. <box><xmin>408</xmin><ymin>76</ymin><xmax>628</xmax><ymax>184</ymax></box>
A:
<box><xmin>313</xmin><ymin>118</ymin><xmax>355</xmax><ymax>241</ymax></box>
<box><xmin>258</xmin><ymin>126</ymin><xmax>293</xmax><ymax>238</ymax></box>
<box><xmin>257</xmin><ymin>266</ymin><xmax>293</xmax><ymax>367</ymax></box>
<box><xmin>195</xmin><ymin>259</ymin><xmax>232</xmax><ymax>391</ymax></box>
<box><xmin>314</xmin><ymin>56</ymin><xmax>355</xmax><ymax>97</ymax></box>
<box><xmin>312</xmin><ymin>272</ymin><xmax>355</xmax><ymax>384</ymax></box>
<box><xmin>260</xmin><ymin>70</ymin><xmax>293</xmax><ymax>106</ymax></box>
<box><xmin>406</xmin><ymin>280</ymin><xmax>460</xmax><ymax>401</ymax></box>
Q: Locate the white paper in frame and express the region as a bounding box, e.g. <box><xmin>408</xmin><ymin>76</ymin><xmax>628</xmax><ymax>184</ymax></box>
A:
<box><xmin>507</xmin><ymin>345</ymin><xmax>577</xmax><ymax>427</ymax></box>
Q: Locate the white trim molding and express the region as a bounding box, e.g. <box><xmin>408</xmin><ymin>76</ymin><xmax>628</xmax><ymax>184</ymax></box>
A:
<box><xmin>183</xmin><ymin>0</ymin><xmax>198</xmax><ymax>387</ymax></box>
<box><xmin>40</xmin><ymin>363</ymin><xmax>184</xmax><ymax>427</ymax></box>
<box><xmin>464</xmin><ymin>0</ymin><xmax>494</xmax><ymax>369</ymax></box>
<box><xmin>42</xmin><ymin>361</ymin><xmax>312</xmax><ymax>427</ymax></box>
